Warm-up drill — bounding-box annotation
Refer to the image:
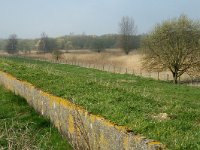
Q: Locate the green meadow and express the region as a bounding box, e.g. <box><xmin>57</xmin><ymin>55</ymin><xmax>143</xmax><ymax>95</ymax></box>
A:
<box><xmin>0</xmin><ymin>56</ymin><xmax>199</xmax><ymax>150</ymax></box>
<box><xmin>0</xmin><ymin>85</ymin><xmax>72</xmax><ymax>150</ymax></box>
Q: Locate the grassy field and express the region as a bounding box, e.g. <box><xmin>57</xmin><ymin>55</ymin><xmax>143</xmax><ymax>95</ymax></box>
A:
<box><xmin>12</xmin><ymin>49</ymin><xmax>195</xmax><ymax>81</ymax></box>
<box><xmin>0</xmin><ymin>56</ymin><xmax>200</xmax><ymax>149</ymax></box>
<box><xmin>0</xmin><ymin>49</ymin><xmax>196</xmax><ymax>82</ymax></box>
<box><xmin>0</xmin><ymin>85</ymin><xmax>72</xmax><ymax>150</ymax></box>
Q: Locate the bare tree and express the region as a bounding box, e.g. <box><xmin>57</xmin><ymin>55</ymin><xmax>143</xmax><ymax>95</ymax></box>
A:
<box><xmin>6</xmin><ymin>34</ymin><xmax>18</xmax><ymax>54</ymax></box>
<box><xmin>119</xmin><ymin>16</ymin><xmax>137</xmax><ymax>54</ymax></box>
<box><xmin>38</xmin><ymin>32</ymin><xmax>48</xmax><ymax>52</ymax></box>
<box><xmin>143</xmin><ymin>15</ymin><xmax>200</xmax><ymax>84</ymax></box>
<box><xmin>38</xmin><ymin>32</ymin><xmax>57</xmax><ymax>53</ymax></box>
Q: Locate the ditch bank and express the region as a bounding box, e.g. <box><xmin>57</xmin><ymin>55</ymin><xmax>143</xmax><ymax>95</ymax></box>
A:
<box><xmin>0</xmin><ymin>71</ymin><xmax>165</xmax><ymax>150</ymax></box>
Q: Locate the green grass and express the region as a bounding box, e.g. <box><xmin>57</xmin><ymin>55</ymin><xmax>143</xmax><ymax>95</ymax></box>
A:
<box><xmin>0</xmin><ymin>56</ymin><xmax>200</xmax><ymax>150</ymax></box>
<box><xmin>0</xmin><ymin>85</ymin><xmax>72</xmax><ymax>150</ymax></box>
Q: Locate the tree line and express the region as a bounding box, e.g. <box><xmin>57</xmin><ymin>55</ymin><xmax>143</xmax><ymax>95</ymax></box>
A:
<box><xmin>0</xmin><ymin>15</ymin><xmax>199</xmax><ymax>84</ymax></box>
<box><xmin>0</xmin><ymin>33</ymin><xmax>142</xmax><ymax>54</ymax></box>
<box><xmin>0</xmin><ymin>16</ymin><xmax>140</xmax><ymax>55</ymax></box>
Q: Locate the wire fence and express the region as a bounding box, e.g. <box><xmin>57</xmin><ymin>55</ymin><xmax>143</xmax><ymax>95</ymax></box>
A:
<box><xmin>1</xmin><ymin>55</ymin><xmax>200</xmax><ymax>87</ymax></box>
<box><xmin>39</xmin><ymin>58</ymin><xmax>200</xmax><ymax>87</ymax></box>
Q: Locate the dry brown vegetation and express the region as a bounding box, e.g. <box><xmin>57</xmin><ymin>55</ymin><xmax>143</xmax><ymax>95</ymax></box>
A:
<box><xmin>0</xmin><ymin>49</ymin><xmax>198</xmax><ymax>83</ymax></box>
<box><xmin>64</xmin><ymin>49</ymin><xmax>142</xmax><ymax>71</ymax></box>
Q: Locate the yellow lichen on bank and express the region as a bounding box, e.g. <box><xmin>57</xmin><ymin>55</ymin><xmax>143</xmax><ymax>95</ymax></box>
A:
<box><xmin>68</xmin><ymin>114</ymin><xmax>75</xmax><ymax>134</ymax></box>
<box><xmin>99</xmin><ymin>132</ymin><xmax>108</xmax><ymax>147</ymax></box>
<box><xmin>123</xmin><ymin>136</ymin><xmax>129</xmax><ymax>150</ymax></box>
<box><xmin>148</xmin><ymin>141</ymin><xmax>162</xmax><ymax>145</ymax></box>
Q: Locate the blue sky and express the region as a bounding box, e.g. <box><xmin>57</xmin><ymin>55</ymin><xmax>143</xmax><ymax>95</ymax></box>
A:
<box><xmin>0</xmin><ymin>0</ymin><xmax>200</xmax><ymax>38</ymax></box>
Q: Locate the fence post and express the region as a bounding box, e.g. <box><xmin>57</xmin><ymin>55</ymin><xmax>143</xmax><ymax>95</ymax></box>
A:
<box><xmin>157</xmin><ymin>72</ymin><xmax>160</xmax><ymax>80</ymax></box>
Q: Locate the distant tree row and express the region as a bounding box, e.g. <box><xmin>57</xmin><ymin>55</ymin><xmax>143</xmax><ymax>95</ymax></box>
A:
<box><xmin>0</xmin><ymin>16</ymin><xmax>140</xmax><ymax>55</ymax></box>
<box><xmin>0</xmin><ymin>33</ymin><xmax>143</xmax><ymax>54</ymax></box>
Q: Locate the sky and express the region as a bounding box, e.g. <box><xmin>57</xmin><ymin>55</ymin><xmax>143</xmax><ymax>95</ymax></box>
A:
<box><xmin>0</xmin><ymin>0</ymin><xmax>200</xmax><ymax>39</ymax></box>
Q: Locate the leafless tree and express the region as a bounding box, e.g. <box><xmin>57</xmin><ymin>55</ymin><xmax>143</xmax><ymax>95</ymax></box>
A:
<box><xmin>38</xmin><ymin>32</ymin><xmax>48</xmax><ymax>52</ymax></box>
<box><xmin>6</xmin><ymin>34</ymin><xmax>18</xmax><ymax>54</ymax></box>
<box><xmin>119</xmin><ymin>16</ymin><xmax>137</xmax><ymax>54</ymax></box>
<box><xmin>38</xmin><ymin>32</ymin><xmax>57</xmax><ymax>53</ymax></box>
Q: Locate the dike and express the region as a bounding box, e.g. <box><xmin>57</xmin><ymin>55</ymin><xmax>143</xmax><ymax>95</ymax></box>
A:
<box><xmin>0</xmin><ymin>71</ymin><xmax>165</xmax><ymax>150</ymax></box>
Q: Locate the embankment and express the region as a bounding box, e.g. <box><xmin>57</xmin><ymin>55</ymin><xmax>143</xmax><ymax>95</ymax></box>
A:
<box><xmin>0</xmin><ymin>71</ymin><xmax>165</xmax><ymax>150</ymax></box>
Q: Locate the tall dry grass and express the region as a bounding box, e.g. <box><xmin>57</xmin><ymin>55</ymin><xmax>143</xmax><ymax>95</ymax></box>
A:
<box><xmin>1</xmin><ymin>49</ymin><xmax>198</xmax><ymax>83</ymax></box>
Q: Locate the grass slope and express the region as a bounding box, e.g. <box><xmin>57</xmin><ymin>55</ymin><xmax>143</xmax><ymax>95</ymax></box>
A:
<box><xmin>0</xmin><ymin>85</ymin><xmax>72</xmax><ymax>150</ymax></box>
<box><xmin>0</xmin><ymin>56</ymin><xmax>200</xmax><ymax>150</ymax></box>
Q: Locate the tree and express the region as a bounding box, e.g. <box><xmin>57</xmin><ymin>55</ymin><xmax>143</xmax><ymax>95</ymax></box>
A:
<box><xmin>46</xmin><ymin>38</ymin><xmax>57</xmax><ymax>52</ymax></box>
<box><xmin>6</xmin><ymin>34</ymin><xmax>18</xmax><ymax>54</ymax></box>
<box><xmin>56</xmin><ymin>38</ymin><xmax>65</xmax><ymax>50</ymax></box>
<box><xmin>52</xmin><ymin>50</ymin><xmax>62</xmax><ymax>60</ymax></box>
<box><xmin>143</xmin><ymin>15</ymin><xmax>200</xmax><ymax>84</ymax></box>
<box><xmin>38</xmin><ymin>32</ymin><xmax>57</xmax><ymax>52</ymax></box>
<box><xmin>64</xmin><ymin>41</ymin><xmax>73</xmax><ymax>50</ymax></box>
<box><xmin>91</xmin><ymin>37</ymin><xmax>105</xmax><ymax>53</ymax></box>
<box><xmin>0</xmin><ymin>40</ymin><xmax>7</xmax><ymax>50</ymax></box>
<box><xmin>38</xmin><ymin>32</ymin><xmax>48</xmax><ymax>52</ymax></box>
<box><xmin>18</xmin><ymin>39</ymin><xmax>35</xmax><ymax>52</ymax></box>
<box><xmin>119</xmin><ymin>16</ymin><xmax>137</xmax><ymax>54</ymax></box>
